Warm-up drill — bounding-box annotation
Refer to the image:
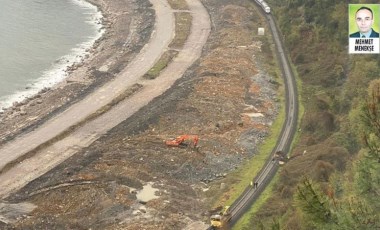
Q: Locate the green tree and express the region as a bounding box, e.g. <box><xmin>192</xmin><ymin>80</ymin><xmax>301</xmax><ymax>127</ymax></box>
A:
<box><xmin>335</xmin><ymin>197</ymin><xmax>379</xmax><ymax>229</ymax></box>
<box><xmin>361</xmin><ymin>79</ymin><xmax>380</xmax><ymax>163</ymax></box>
<box><xmin>295</xmin><ymin>177</ymin><xmax>336</xmax><ymax>228</ymax></box>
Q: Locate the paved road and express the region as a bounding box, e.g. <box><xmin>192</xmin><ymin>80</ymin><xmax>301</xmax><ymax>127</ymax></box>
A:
<box><xmin>216</xmin><ymin>4</ymin><xmax>299</xmax><ymax>229</ymax></box>
<box><xmin>0</xmin><ymin>0</ymin><xmax>210</xmax><ymax>198</ymax></box>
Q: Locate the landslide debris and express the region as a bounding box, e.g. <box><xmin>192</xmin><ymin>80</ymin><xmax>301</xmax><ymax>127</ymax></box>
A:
<box><xmin>2</xmin><ymin>0</ymin><xmax>280</xmax><ymax>229</ymax></box>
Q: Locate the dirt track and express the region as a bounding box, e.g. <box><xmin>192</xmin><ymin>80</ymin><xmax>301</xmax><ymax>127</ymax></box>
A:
<box><xmin>0</xmin><ymin>0</ymin><xmax>210</xmax><ymax>199</ymax></box>
<box><xmin>0</xmin><ymin>0</ymin><xmax>279</xmax><ymax>229</ymax></box>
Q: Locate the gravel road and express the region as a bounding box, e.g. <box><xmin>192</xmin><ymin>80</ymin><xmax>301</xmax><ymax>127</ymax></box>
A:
<box><xmin>0</xmin><ymin>0</ymin><xmax>210</xmax><ymax>199</ymax></box>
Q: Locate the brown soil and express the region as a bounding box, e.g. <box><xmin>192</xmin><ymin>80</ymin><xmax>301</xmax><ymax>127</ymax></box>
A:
<box><xmin>0</xmin><ymin>0</ymin><xmax>279</xmax><ymax>229</ymax></box>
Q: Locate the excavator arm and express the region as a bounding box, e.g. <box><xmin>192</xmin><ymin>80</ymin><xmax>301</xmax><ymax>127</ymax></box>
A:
<box><xmin>165</xmin><ymin>135</ymin><xmax>199</xmax><ymax>148</ymax></box>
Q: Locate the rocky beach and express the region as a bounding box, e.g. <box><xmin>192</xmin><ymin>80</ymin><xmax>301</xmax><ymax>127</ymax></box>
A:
<box><xmin>0</xmin><ymin>0</ymin><xmax>155</xmax><ymax>145</ymax></box>
<box><xmin>0</xmin><ymin>0</ymin><xmax>280</xmax><ymax>229</ymax></box>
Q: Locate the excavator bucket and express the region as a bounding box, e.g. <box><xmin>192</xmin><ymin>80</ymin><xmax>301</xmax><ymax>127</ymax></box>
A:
<box><xmin>164</xmin><ymin>135</ymin><xmax>199</xmax><ymax>148</ymax></box>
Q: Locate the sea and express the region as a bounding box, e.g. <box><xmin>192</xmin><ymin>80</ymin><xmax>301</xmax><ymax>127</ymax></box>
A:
<box><xmin>0</xmin><ymin>0</ymin><xmax>103</xmax><ymax>111</ymax></box>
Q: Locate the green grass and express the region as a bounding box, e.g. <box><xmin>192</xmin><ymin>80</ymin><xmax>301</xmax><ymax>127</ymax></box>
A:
<box><xmin>288</xmin><ymin>54</ymin><xmax>304</xmax><ymax>154</ymax></box>
<box><xmin>205</xmin><ymin>95</ymin><xmax>286</xmax><ymax>210</ymax></box>
<box><xmin>143</xmin><ymin>7</ymin><xmax>192</xmax><ymax>80</ymax></box>
<box><xmin>143</xmin><ymin>50</ymin><xmax>178</xmax><ymax>79</ymax></box>
<box><xmin>233</xmin><ymin>174</ymin><xmax>280</xmax><ymax>229</ymax></box>
<box><xmin>206</xmin><ymin>2</ymin><xmax>305</xmax><ymax>226</ymax></box>
<box><xmin>232</xmin><ymin>37</ymin><xmax>305</xmax><ymax>230</ymax></box>
<box><xmin>169</xmin><ymin>12</ymin><xmax>192</xmax><ymax>49</ymax></box>
<box><xmin>202</xmin><ymin>1</ymin><xmax>298</xmax><ymax>226</ymax></box>
<box><xmin>0</xmin><ymin>84</ymin><xmax>143</xmax><ymax>174</ymax></box>
<box><xmin>167</xmin><ymin>0</ymin><xmax>188</xmax><ymax>10</ymax></box>
<box><xmin>227</xmin><ymin>103</ymin><xmax>285</xmax><ymax>206</ymax></box>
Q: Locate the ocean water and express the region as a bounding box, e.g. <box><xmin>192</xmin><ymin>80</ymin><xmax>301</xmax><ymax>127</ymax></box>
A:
<box><xmin>0</xmin><ymin>0</ymin><xmax>103</xmax><ymax>111</ymax></box>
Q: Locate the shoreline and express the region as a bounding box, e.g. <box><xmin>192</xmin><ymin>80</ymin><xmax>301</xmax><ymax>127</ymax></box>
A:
<box><xmin>0</xmin><ymin>0</ymin><xmax>104</xmax><ymax>112</ymax></box>
<box><xmin>0</xmin><ymin>0</ymin><xmax>155</xmax><ymax>144</ymax></box>
<box><xmin>0</xmin><ymin>0</ymin><xmax>282</xmax><ymax>228</ymax></box>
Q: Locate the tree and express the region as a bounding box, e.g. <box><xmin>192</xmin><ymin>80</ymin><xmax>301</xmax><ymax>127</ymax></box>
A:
<box><xmin>295</xmin><ymin>177</ymin><xmax>336</xmax><ymax>227</ymax></box>
<box><xmin>361</xmin><ymin>79</ymin><xmax>380</xmax><ymax>163</ymax></box>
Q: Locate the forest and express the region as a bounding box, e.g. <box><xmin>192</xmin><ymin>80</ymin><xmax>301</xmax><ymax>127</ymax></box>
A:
<box><xmin>247</xmin><ymin>0</ymin><xmax>380</xmax><ymax>229</ymax></box>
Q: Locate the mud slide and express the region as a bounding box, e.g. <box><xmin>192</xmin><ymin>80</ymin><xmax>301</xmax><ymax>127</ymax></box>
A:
<box><xmin>0</xmin><ymin>0</ymin><xmax>210</xmax><ymax>198</ymax></box>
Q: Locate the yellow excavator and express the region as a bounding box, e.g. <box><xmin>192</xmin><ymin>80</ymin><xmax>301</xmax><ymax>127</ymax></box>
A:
<box><xmin>210</xmin><ymin>206</ymin><xmax>231</xmax><ymax>229</ymax></box>
<box><xmin>210</xmin><ymin>214</ymin><xmax>223</xmax><ymax>228</ymax></box>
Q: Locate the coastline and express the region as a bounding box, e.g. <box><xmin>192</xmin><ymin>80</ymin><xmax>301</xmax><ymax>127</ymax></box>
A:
<box><xmin>0</xmin><ymin>0</ymin><xmax>103</xmax><ymax>112</ymax></box>
<box><xmin>0</xmin><ymin>0</ymin><xmax>281</xmax><ymax>228</ymax></box>
<box><xmin>0</xmin><ymin>0</ymin><xmax>155</xmax><ymax>144</ymax></box>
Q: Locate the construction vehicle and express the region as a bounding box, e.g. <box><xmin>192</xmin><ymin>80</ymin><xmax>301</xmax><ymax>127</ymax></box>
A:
<box><xmin>164</xmin><ymin>135</ymin><xmax>199</xmax><ymax>148</ymax></box>
<box><xmin>210</xmin><ymin>214</ymin><xmax>222</xmax><ymax>228</ymax></box>
<box><xmin>209</xmin><ymin>206</ymin><xmax>231</xmax><ymax>229</ymax></box>
<box><xmin>274</xmin><ymin>150</ymin><xmax>288</xmax><ymax>165</ymax></box>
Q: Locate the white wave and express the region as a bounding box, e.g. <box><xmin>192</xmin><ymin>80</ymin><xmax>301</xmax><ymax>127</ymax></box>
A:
<box><xmin>0</xmin><ymin>0</ymin><xmax>105</xmax><ymax>112</ymax></box>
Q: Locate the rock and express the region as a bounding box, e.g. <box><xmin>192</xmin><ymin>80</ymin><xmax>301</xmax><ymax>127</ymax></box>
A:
<box><xmin>138</xmin><ymin>200</ymin><xmax>147</xmax><ymax>205</ymax></box>
<box><xmin>220</xmin><ymin>183</ymin><xmax>226</xmax><ymax>190</ymax></box>
<box><xmin>139</xmin><ymin>206</ymin><xmax>147</xmax><ymax>213</ymax></box>
<box><xmin>132</xmin><ymin>210</ymin><xmax>141</xmax><ymax>216</ymax></box>
<box><xmin>40</xmin><ymin>88</ymin><xmax>49</xmax><ymax>93</ymax></box>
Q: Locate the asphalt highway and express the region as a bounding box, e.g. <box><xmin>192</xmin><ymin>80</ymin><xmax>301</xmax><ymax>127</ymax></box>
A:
<box><xmin>207</xmin><ymin>4</ymin><xmax>299</xmax><ymax>229</ymax></box>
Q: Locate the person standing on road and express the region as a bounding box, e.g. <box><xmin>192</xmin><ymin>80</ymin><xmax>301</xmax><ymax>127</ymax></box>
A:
<box><xmin>253</xmin><ymin>182</ymin><xmax>258</xmax><ymax>188</ymax></box>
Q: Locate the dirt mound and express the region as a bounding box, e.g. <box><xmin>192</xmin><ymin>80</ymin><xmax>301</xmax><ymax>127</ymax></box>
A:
<box><xmin>2</xmin><ymin>0</ymin><xmax>278</xmax><ymax>229</ymax></box>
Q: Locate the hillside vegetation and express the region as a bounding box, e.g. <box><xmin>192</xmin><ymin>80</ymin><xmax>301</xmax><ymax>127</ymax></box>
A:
<box><xmin>247</xmin><ymin>0</ymin><xmax>380</xmax><ymax>229</ymax></box>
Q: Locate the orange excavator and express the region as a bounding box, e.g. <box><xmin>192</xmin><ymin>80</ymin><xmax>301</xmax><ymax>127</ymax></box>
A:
<box><xmin>165</xmin><ymin>135</ymin><xmax>199</xmax><ymax>148</ymax></box>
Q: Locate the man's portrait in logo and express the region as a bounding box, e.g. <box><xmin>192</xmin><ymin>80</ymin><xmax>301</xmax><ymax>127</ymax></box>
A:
<box><xmin>350</xmin><ymin>5</ymin><xmax>379</xmax><ymax>38</ymax></box>
<box><xmin>349</xmin><ymin>4</ymin><xmax>380</xmax><ymax>54</ymax></box>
